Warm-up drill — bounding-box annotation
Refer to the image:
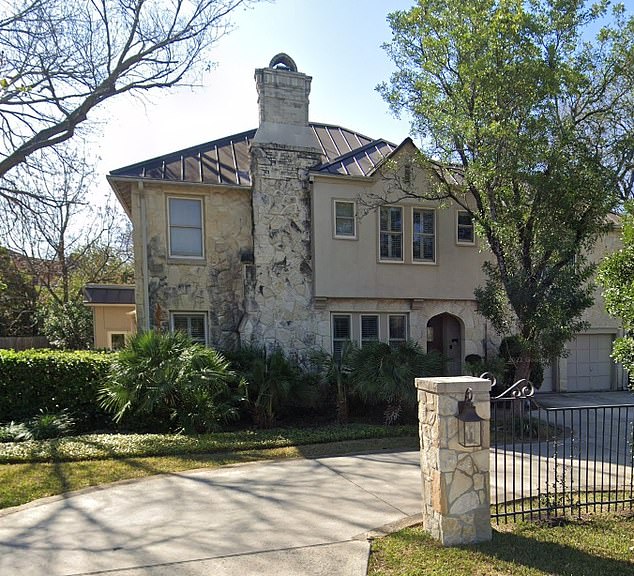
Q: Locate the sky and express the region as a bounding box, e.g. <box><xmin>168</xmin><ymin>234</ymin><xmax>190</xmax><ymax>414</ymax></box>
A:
<box><xmin>92</xmin><ymin>0</ymin><xmax>415</xmax><ymax>206</ymax></box>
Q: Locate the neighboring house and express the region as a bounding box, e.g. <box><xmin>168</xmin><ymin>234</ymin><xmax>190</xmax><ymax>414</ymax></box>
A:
<box><xmin>107</xmin><ymin>53</ymin><xmax>626</xmax><ymax>393</ymax></box>
<box><xmin>83</xmin><ymin>284</ymin><xmax>135</xmax><ymax>349</ymax></box>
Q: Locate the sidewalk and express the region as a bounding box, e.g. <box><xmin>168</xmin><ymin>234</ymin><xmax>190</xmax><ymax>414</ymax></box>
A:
<box><xmin>0</xmin><ymin>451</ymin><xmax>423</xmax><ymax>576</ymax></box>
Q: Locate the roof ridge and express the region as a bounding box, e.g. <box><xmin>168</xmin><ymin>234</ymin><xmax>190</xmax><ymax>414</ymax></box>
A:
<box><xmin>314</xmin><ymin>138</ymin><xmax>396</xmax><ymax>171</ymax></box>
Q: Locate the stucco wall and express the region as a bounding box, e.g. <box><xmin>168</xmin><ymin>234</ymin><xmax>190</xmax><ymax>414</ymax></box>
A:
<box><xmin>91</xmin><ymin>305</ymin><xmax>135</xmax><ymax>349</ymax></box>
<box><xmin>312</xmin><ymin>173</ymin><xmax>489</xmax><ymax>300</ymax></box>
<box><xmin>131</xmin><ymin>181</ymin><xmax>252</xmax><ymax>349</ymax></box>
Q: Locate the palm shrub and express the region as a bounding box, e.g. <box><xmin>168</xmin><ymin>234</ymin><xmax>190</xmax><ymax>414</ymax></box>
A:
<box><xmin>230</xmin><ymin>345</ymin><xmax>314</xmax><ymax>428</ymax></box>
<box><xmin>99</xmin><ymin>330</ymin><xmax>241</xmax><ymax>433</ymax></box>
<box><xmin>349</xmin><ymin>341</ymin><xmax>444</xmax><ymax>424</ymax></box>
<box><xmin>310</xmin><ymin>342</ymin><xmax>355</xmax><ymax>424</ymax></box>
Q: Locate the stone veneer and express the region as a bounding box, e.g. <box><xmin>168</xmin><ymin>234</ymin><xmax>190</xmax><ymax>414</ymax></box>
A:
<box><xmin>415</xmin><ymin>376</ymin><xmax>492</xmax><ymax>545</ymax></box>
<box><xmin>241</xmin><ymin>143</ymin><xmax>323</xmax><ymax>352</ymax></box>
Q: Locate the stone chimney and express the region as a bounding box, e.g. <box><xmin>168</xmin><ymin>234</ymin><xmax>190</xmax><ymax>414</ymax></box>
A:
<box><xmin>241</xmin><ymin>55</ymin><xmax>324</xmax><ymax>353</ymax></box>
<box><xmin>253</xmin><ymin>53</ymin><xmax>320</xmax><ymax>150</ymax></box>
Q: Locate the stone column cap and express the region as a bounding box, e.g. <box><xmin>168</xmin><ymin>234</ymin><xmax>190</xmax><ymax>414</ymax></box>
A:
<box><xmin>415</xmin><ymin>376</ymin><xmax>491</xmax><ymax>395</ymax></box>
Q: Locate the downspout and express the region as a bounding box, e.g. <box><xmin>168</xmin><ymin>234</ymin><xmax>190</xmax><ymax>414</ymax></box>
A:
<box><xmin>139</xmin><ymin>181</ymin><xmax>150</xmax><ymax>331</ymax></box>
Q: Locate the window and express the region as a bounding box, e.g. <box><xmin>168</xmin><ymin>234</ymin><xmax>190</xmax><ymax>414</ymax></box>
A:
<box><xmin>389</xmin><ymin>315</ymin><xmax>407</xmax><ymax>346</ymax></box>
<box><xmin>109</xmin><ymin>333</ymin><xmax>127</xmax><ymax>350</ymax></box>
<box><xmin>334</xmin><ymin>200</ymin><xmax>356</xmax><ymax>238</ymax></box>
<box><xmin>168</xmin><ymin>197</ymin><xmax>203</xmax><ymax>258</ymax></box>
<box><xmin>457</xmin><ymin>210</ymin><xmax>475</xmax><ymax>244</ymax></box>
<box><xmin>172</xmin><ymin>313</ymin><xmax>207</xmax><ymax>344</ymax></box>
<box><xmin>380</xmin><ymin>206</ymin><xmax>403</xmax><ymax>261</ymax></box>
<box><xmin>331</xmin><ymin>313</ymin><xmax>409</xmax><ymax>354</ymax></box>
<box><xmin>360</xmin><ymin>315</ymin><xmax>379</xmax><ymax>346</ymax></box>
<box><xmin>332</xmin><ymin>315</ymin><xmax>352</xmax><ymax>361</ymax></box>
<box><xmin>413</xmin><ymin>209</ymin><xmax>435</xmax><ymax>262</ymax></box>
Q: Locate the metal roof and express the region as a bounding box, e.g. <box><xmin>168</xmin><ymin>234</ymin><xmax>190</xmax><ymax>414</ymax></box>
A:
<box><xmin>109</xmin><ymin>124</ymin><xmax>396</xmax><ymax>185</ymax></box>
<box><xmin>84</xmin><ymin>285</ymin><xmax>135</xmax><ymax>305</ymax></box>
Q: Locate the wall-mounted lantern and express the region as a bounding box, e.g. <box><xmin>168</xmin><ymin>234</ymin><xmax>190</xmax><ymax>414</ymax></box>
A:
<box><xmin>457</xmin><ymin>387</ymin><xmax>484</xmax><ymax>447</ymax></box>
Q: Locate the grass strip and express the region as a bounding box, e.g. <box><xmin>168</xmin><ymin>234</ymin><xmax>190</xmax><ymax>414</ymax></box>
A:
<box><xmin>0</xmin><ymin>423</ymin><xmax>417</xmax><ymax>463</ymax></box>
<box><xmin>0</xmin><ymin>435</ymin><xmax>418</xmax><ymax>510</ymax></box>
<box><xmin>368</xmin><ymin>514</ymin><xmax>634</xmax><ymax>576</ymax></box>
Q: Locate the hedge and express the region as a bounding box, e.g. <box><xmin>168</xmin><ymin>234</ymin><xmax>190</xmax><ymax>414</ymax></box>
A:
<box><xmin>0</xmin><ymin>349</ymin><xmax>113</xmax><ymax>431</ymax></box>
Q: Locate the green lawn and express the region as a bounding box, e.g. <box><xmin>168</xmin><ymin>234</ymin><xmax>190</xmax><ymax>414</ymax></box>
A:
<box><xmin>368</xmin><ymin>514</ymin><xmax>634</xmax><ymax>576</ymax></box>
<box><xmin>0</xmin><ymin>427</ymin><xmax>418</xmax><ymax>509</ymax></box>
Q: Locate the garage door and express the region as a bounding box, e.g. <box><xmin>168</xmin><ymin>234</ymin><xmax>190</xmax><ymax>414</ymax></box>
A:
<box><xmin>567</xmin><ymin>334</ymin><xmax>614</xmax><ymax>392</ymax></box>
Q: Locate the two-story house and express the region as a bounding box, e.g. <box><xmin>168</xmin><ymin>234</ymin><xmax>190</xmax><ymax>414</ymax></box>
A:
<box><xmin>107</xmin><ymin>53</ymin><xmax>626</xmax><ymax>393</ymax></box>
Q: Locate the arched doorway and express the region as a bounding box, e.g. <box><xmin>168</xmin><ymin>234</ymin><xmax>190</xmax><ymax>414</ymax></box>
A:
<box><xmin>427</xmin><ymin>313</ymin><xmax>463</xmax><ymax>376</ymax></box>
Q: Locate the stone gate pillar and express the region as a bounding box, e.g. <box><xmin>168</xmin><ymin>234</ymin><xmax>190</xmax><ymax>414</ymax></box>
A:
<box><xmin>415</xmin><ymin>376</ymin><xmax>492</xmax><ymax>545</ymax></box>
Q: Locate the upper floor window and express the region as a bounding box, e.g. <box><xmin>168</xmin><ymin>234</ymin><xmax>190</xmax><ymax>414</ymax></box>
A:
<box><xmin>334</xmin><ymin>200</ymin><xmax>356</xmax><ymax>238</ymax></box>
<box><xmin>168</xmin><ymin>197</ymin><xmax>203</xmax><ymax>258</ymax></box>
<box><xmin>379</xmin><ymin>206</ymin><xmax>403</xmax><ymax>261</ymax></box>
<box><xmin>413</xmin><ymin>208</ymin><xmax>435</xmax><ymax>262</ymax></box>
<box><xmin>457</xmin><ymin>210</ymin><xmax>475</xmax><ymax>244</ymax></box>
<box><xmin>172</xmin><ymin>312</ymin><xmax>207</xmax><ymax>345</ymax></box>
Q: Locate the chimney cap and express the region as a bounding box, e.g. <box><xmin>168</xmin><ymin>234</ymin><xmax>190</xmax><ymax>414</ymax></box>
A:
<box><xmin>269</xmin><ymin>53</ymin><xmax>298</xmax><ymax>72</ymax></box>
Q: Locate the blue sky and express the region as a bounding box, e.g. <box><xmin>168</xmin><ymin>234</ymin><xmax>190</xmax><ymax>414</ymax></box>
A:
<box><xmin>95</xmin><ymin>0</ymin><xmax>414</xmax><ymax>190</ymax></box>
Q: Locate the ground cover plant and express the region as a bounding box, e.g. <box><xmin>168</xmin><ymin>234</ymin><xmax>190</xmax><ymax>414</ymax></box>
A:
<box><xmin>368</xmin><ymin>514</ymin><xmax>634</xmax><ymax>576</ymax></box>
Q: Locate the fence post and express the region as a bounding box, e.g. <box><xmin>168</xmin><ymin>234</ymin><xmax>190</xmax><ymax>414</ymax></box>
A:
<box><xmin>415</xmin><ymin>376</ymin><xmax>492</xmax><ymax>545</ymax></box>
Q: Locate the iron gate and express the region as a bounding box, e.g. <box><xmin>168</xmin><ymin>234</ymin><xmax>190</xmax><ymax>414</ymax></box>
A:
<box><xmin>488</xmin><ymin>378</ymin><xmax>634</xmax><ymax>522</ymax></box>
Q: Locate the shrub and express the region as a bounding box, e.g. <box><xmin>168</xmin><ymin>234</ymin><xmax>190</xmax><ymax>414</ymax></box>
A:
<box><xmin>99</xmin><ymin>330</ymin><xmax>242</xmax><ymax>433</ymax></box>
<box><xmin>349</xmin><ymin>341</ymin><xmax>444</xmax><ymax>424</ymax></box>
<box><xmin>229</xmin><ymin>345</ymin><xmax>316</xmax><ymax>428</ymax></box>
<box><xmin>0</xmin><ymin>349</ymin><xmax>113</xmax><ymax>431</ymax></box>
<box><xmin>310</xmin><ymin>343</ymin><xmax>355</xmax><ymax>425</ymax></box>
<box><xmin>0</xmin><ymin>421</ymin><xmax>31</xmax><ymax>442</ymax></box>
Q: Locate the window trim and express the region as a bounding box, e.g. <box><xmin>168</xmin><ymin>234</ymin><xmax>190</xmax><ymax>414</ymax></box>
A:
<box><xmin>456</xmin><ymin>209</ymin><xmax>475</xmax><ymax>245</ymax></box>
<box><xmin>167</xmin><ymin>195</ymin><xmax>205</xmax><ymax>259</ymax></box>
<box><xmin>170</xmin><ymin>312</ymin><xmax>208</xmax><ymax>345</ymax></box>
<box><xmin>332</xmin><ymin>313</ymin><xmax>352</xmax><ymax>360</ymax></box>
<box><xmin>412</xmin><ymin>207</ymin><xmax>436</xmax><ymax>264</ymax></box>
<box><xmin>378</xmin><ymin>205</ymin><xmax>404</xmax><ymax>263</ymax></box>
<box><xmin>360</xmin><ymin>314</ymin><xmax>380</xmax><ymax>347</ymax></box>
<box><xmin>107</xmin><ymin>331</ymin><xmax>129</xmax><ymax>350</ymax></box>
<box><xmin>333</xmin><ymin>199</ymin><xmax>357</xmax><ymax>240</ymax></box>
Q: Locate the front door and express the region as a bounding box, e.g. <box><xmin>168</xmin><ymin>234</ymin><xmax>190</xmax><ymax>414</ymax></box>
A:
<box><xmin>427</xmin><ymin>313</ymin><xmax>462</xmax><ymax>376</ymax></box>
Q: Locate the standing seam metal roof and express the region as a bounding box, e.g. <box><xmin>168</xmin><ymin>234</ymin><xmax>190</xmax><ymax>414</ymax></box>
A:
<box><xmin>109</xmin><ymin>124</ymin><xmax>397</xmax><ymax>185</ymax></box>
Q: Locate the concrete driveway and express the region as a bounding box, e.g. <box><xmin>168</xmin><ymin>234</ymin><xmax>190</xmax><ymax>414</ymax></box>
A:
<box><xmin>0</xmin><ymin>451</ymin><xmax>423</xmax><ymax>576</ymax></box>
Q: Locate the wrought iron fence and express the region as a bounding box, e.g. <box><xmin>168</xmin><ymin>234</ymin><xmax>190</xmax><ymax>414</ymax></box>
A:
<box><xmin>488</xmin><ymin>378</ymin><xmax>634</xmax><ymax>523</ymax></box>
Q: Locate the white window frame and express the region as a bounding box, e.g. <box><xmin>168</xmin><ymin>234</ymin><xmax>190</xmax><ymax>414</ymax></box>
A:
<box><xmin>331</xmin><ymin>312</ymin><xmax>409</xmax><ymax>351</ymax></box>
<box><xmin>170</xmin><ymin>312</ymin><xmax>208</xmax><ymax>345</ymax></box>
<box><xmin>333</xmin><ymin>200</ymin><xmax>357</xmax><ymax>239</ymax></box>
<box><xmin>108</xmin><ymin>331</ymin><xmax>129</xmax><ymax>350</ymax></box>
<box><xmin>360</xmin><ymin>314</ymin><xmax>380</xmax><ymax>347</ymax></box>
<box><xmin>167</xmin><ymin>196</ymin><xmax>204</xmax><ymax>259</ymax></box>
<box><xmin>379</xmin><ymin>205</ymin><xmax>404</xmax><ymax>262</ymax></box>
<box><xmin>332</xmin><ymin>314</ymin><xmax>352</xmax><ymax>361</ymax></box>
<box><xmin>456</xmin><ymin>209</ymin><xmax>475</xmax><ymax>245</ymax></box>
<box><xmin>412</xmin><ymin>208</ymin><xmax>436</xmax><ymax>264</ymax></box>
<box><xmin>388</xmin><ymin>314</ymin><xmax>408</xmax><ymax>346</ymax></box>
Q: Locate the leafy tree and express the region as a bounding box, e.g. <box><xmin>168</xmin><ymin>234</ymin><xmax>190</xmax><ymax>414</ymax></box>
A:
<box><xmin>100</xmin><ymin>330</ymin><xmax>241</xmax><ymax>433</ymax></box>
<box><xmin>0</xmin><ymin>247</ymin><xmax>38</xmax><ymax>336</ymax></box>
<box><xmin>0</xmin><ymin>0</ymin><xmax>254</xmax><ymax>205</ymax></box>
<box><xmin>597</xmin><ymin>203</ymin><xmax>634</xmax><ymax>386</ymax></box>
<box><xmin>379</xmin><ymin>0</ymin><xmax>632</xmax><ymax>381</ymax></box>
<box><xmin>38</xmin><ymin>300</ymin><xmax>93</xmax><ymax>349</ymax></box>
